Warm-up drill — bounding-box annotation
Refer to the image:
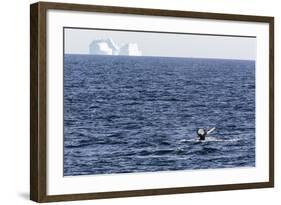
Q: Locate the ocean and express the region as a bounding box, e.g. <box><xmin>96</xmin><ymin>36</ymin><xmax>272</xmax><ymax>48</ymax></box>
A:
<box><xmin>63</xmin><ymin>54</ymin><xmax>255</xmax><ymax>176</ymax></box>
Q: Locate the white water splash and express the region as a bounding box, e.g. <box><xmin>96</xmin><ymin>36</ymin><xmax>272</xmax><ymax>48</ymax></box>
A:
<box><xmin>180</xmin><ymin>136</ymin><xmax>242</xmax><ymax>143</ymax></box>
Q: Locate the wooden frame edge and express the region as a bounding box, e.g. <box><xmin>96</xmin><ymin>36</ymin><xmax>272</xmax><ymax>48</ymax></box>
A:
<box><xmin>268</xmin><ymin>17</ymin><xmax>274</xmax><ymax>188</ymax></box>
<box><xmin>30</xmin><ymin>1</ymin><xmax>274</xmax><ymax>202</ymax></box>
<box><xmin>30</xmin><ymin>2</ymin><xmax>48</xmax><ymax>202</ymax></box>
<box><xmin>30</xmin><ymin>2</ymin><xmax>39</xmax><ymax>202</ymax></box>
<box><xmin>36</xmin><ymin>1</ymin><xmax>274</xmax><ymax>22</ymax></box>
<box><xmin>39</xmin><ymin>182</ymin><xmax>273</xmax><ymax>203</ymax></box>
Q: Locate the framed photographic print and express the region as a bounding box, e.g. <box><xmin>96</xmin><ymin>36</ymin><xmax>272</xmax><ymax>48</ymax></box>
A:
<box><xmin>30</xmin><ymin>1</ymin><xmax>274</xmax><ymax>202</ymax></box>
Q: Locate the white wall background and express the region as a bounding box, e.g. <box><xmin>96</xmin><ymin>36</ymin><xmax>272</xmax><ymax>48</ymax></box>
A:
<box><xmin>0</xmin><ymin>0</ymin><xmax>279</xmax><ymax>204</ymax></box>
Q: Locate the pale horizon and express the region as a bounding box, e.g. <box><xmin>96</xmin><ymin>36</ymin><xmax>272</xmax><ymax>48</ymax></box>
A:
<box><xmin>64</xmin><ymin>28</ymin><xmax>257</xmax><ymax>60</ymax></box>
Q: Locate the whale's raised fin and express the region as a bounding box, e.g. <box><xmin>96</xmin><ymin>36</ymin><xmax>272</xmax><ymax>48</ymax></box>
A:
<box><xmin>207</xmin><ymin>127</ymin><xmax>216</xmax><ymax>135</ymax></box>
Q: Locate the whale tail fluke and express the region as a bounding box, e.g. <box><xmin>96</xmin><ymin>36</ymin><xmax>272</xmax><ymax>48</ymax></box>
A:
<box><xmin>207</xmin><ymin>127</ymin><xmax>216</xmax><ymax>135</ymax></box>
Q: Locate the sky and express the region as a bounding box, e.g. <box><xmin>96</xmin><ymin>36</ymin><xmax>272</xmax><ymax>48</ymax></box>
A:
<box><xmin>64</xmin><ymin>28</ymin><xmax>256</xmax><ymax>60</ymax></box>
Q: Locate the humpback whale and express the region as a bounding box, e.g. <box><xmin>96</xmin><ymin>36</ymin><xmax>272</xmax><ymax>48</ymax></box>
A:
<box><xmin>197</xmin><ymin>127</ymin><xmax>216</xmax><ymax>140</ymax></box>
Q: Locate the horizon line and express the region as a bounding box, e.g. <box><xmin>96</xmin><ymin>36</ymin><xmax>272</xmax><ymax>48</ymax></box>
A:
<box><xmin>64</xmin><ymin>53</ymin><xmax>256</xmax><ymax>61</ymax></box>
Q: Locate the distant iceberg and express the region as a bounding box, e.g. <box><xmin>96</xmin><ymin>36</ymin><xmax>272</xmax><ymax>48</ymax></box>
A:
<box><xmin>89</xmin><ymin>38</ymin><xmax>142</xmax><ymax>56</ymax></box>
<box><xmin>119</xmin><ymin>43</ymin><xmax>142</xmax><ymax>56</ymax></box>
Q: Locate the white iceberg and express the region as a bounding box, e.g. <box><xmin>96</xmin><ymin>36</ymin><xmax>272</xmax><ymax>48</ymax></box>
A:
<box><xmin>89</xmin><ymin>39</ymin><xmax>142</xmax><ymax>56</ymax></box>
<box><xmin>119</xmin><ymin>43</ymin><xmax>142</xmax><ymax>56</ymax></box>
<box><xmin>89</xmin><ymin>38</ymin><xmax>118</xmax><ymax>55</ymax></box>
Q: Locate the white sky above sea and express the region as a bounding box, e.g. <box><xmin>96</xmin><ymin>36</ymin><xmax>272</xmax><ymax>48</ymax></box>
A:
<box><xmin>64</xmin><ymin>28</ymin><xmax>256</xmax><ymax>60</ymax></box>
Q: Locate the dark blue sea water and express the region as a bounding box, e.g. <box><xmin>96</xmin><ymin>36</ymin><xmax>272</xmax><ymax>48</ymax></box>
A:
<box><xmin>63</xmin><ymin>54</ymin><xmax>255</xmax><ymax>176</ymax></box>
